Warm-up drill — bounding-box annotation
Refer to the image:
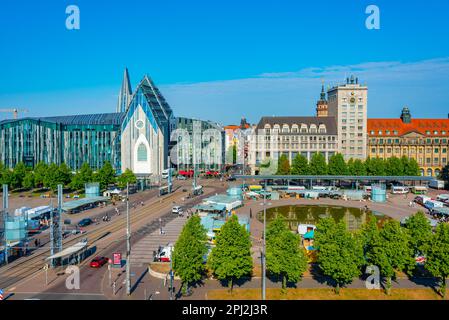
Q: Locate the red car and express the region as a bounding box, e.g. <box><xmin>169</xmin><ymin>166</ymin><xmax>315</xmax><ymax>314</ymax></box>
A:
<box><xmin>90</xmin><ymin>256</ymin><xmax>108</xmax><ymax>268</ymax></box>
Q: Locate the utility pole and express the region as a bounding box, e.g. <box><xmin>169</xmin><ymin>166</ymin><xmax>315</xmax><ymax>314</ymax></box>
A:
<box><xmin>169</xmin><ymin>257</ymin><xmax>174</xmax><ymax>300</ymax></box>
<box><xmin>49</xmin><ymin>197</ymin><xmax>55</xmax><ymax>268</ymax></box>
<box><xmin>262</xmin><ymin>180</ymin><xmax>267</xmax><ymax>301</ymax></box>
<box><xmin>126</xmin><ymin>182</ymin><xmax>131</xmax><ymax>296</ymax></box>
<box><xmin>2</xmin><ymin>184</ymin><xmax>9</xmax><ymax>265</ymax></box>
<box><xmin>57</xmin><ymin>184</ymin><xmax>63</xmax><ymax>253</ymax></box>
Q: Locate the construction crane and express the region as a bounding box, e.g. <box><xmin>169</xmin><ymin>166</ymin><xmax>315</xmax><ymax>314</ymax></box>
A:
<box><xmin>0</xmin><ymin>108</ymin><xmax>29</xmax><ymax>119</ymax></box>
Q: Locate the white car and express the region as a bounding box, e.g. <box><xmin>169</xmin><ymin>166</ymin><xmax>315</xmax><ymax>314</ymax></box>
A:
<box><xmin>172</xmin><ymin>206</ymin><xmax>183</xmax><ymax>214</ymax></box>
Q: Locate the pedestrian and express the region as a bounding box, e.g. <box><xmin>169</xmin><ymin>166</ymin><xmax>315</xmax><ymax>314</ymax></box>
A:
<box><xmin>141</xmin><ymin>201</ymin><xmax>144</xmax><ymax>206</ymax></box>
<box><xmin>34</xmin><ymin>238</ymin><xmax>38</xmax><ymax>248</ymax></box>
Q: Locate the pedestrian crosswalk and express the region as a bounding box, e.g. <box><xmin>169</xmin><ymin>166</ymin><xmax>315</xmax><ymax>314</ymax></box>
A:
<box><xmin>130</xmin><ymin>216</ymin><xmax>188</xmax><ymax>266</ymax></box>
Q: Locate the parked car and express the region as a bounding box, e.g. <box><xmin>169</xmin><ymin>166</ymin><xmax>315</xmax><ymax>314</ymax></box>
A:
<box><xmin>90</xmin><ymin>256</ymin><xmax>108</xmax><ymax>268</ymax></box>
<box><xmin>172</xmin><ymin>206</ymin><xmax>183</xmax><ymax>215</ymax></box>
<box><xmin>78</xmin><ymin>218</ymin><xmax>93</xmax><ymax>227</ymax></box>
<box><xmin>177</xmin><ymin>175</ymin><xmax>187</xmax><ymax>180</ymax></box>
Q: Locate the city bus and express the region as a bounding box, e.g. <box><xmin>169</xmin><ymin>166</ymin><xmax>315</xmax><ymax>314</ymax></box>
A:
<box><xmin>391</xmin><ymin>186</ymin><xmax>409</xmax><ymax>194</ymax></box>
<box><xmin>412</xmin><ymin>186</ymin><xmax>428</xmax><ymax>195</ymax></box>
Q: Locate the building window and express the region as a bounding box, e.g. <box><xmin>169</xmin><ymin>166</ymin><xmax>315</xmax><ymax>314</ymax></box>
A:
<box><xmin>137</xmin><ymin>143</ymin><xmax>147</xmax><ymax>162</ymax></box>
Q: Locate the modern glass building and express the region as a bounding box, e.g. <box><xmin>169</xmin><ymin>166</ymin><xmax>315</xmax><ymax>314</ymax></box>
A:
<box><xmin>0</xmin><ymin>113</ymin><xmax>123</xmax><ymax>171</ymax></box>
<box><xmin>0</xmin><ymin>69</ymin><xmax>225</xmax><ymax>178</ymax></box>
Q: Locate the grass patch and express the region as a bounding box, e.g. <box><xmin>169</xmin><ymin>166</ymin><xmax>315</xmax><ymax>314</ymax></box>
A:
<box><xmin>206</xmin><ymin>288</ymin><xmax>445</xmax><ymax>300</ymax></box>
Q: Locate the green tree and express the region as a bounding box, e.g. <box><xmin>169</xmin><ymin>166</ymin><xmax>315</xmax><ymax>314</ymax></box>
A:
<box><xmin>43</xmin><ymin>163</ymin><xmax>59</xmax><ymax>190</ymax></box>
<box><xmin>328</xmin><ymin>153</ymin><xmax>348</xmax><ymax>176</ymax></box>
<box><xmin>172</xmin><ymin>215</ymin><xmax>208</xmax><ymax>294</ymax></box>
<box><xmin>0</xmin><ymin>166</ymin><xmax>13</xmax><ymax>187</ymax></box>
<box><xmin>56</xmin><ymin>163</ymin><xmax>72</xmax><ymax>186</ymax></box>
<box><xmin>276</xmin><ymin>154</ymin><xmax>290</xmax><ymax>175</ymax></box>
<box><xmin>117</xmin><ymin>168</ymin><xmax>137</xmax><ymax>189</ymax></box>
<box><xmin>365</xmin><ymin>157</ymin><xmax>386</xmax><ymax>176</ymax></box>
<box><xmin>291</xmin><ymin>154</ymin><xmax>309</xmax><ymax>175</ymax></box>
<box><xmin>367</xmin><ymin>220</ymin><xmax>414</xmax><ymax>294</ymax></box>
<box><xmin>314</xmin><ymin>218</ymin><xmax>364</xmax><ymax>294</ymax></box>
<box><xmin>23</xmin><ymin>171</ymin><xmax>35</xmax><ymax>190</ymax></box>
<box><xmin>95</xmin><ymin>161</ymin><xmax>116</xmax><ymax>190</ymax></box>
<box><xmin>440</xmin><ymin>163</ymin><xmax>449</xmax><ymax>182</ymax></box>
<box><xmin>266</xmin><ymin>217</ymin><xmax>308</xmax><ymax>291</ymax></box>
<box><xmin>358</xmin><ymin>217</ymin><xmax>379</xmax><ymax>264</ymax></box>
<box><xmin>11</xmin><ymin>162</ymin><xmax>27</xmax><ymax>189</ymax></box>
<box><xmin>404</xmin><ymin>212</ymin><xmax>432</xmax><ymax>257</ymax></box>
<box><xmin>403</xmin><ymin>157</ymin><xmax>420</xmax><ymax>176</ymax></box>
<box><xmin>309</xmin><ymin>153</ymin><xmax>327</xmax><ymax>175</ymax></box>
<box><xmin>33</xmin><ymin>162</ymin><xmax>48</xmax><ymax>188</ymax></box>
<box><xmin>385</xmin><ymin>157</ymin><xmax>404</xmax><ymax>176</ymax></box>
<box><xmin>425</xmin><ymin>223</ymin><xmax>449</xmax><ymax>298</ymax></box>
<box><xmin>207</xmin><ymin>215</ymin><xmax>253</xmax><ymax>293</ymax></box>
<box><xmin>70</xmin><ymin>163</ymin><xmax>94</xmax><ymax>190</ymax></box>
<box><xmin>347</xmin><ymin>158</ymin><xmax>367</xmax><ymax>176</ymax></box>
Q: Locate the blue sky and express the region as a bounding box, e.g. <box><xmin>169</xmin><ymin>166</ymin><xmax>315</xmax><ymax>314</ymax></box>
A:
<box><xmin>0</xmin><ymin>0</ymin><xmax>449</xmax><ymax>124</ymax></box>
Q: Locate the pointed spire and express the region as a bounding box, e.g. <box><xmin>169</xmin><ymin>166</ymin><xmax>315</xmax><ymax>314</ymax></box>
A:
<box><xmin>117</xmin><ymin>68</ymin><xmax>133</xmax><ymax>113</ymax></box>
<box><xmin>320</xmin><ymin>79</ymin><xmax>326</xmax><ymax>101</ymax></box>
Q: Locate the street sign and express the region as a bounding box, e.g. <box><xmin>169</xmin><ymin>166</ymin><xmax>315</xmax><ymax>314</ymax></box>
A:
<box><xmin>0</xmin><ymin>289</ymin><xmax>4</xmax><ymax>300</ymax></box>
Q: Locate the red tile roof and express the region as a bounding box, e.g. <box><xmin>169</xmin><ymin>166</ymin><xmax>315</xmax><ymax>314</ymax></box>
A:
<box><xmin>367</xmin><ymin>119</ymin><xmax>449</xmax><ymax>137</ymax></box>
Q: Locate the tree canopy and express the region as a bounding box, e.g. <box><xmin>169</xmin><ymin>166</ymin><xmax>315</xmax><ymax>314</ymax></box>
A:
<box><xmin>309</xmin><ymin>153</ymin><xmax>328</xmax><ymax>175</ymax></box>
<box><xmin>314</xmin><ymin>218</ymin><xmax>364</xmax><ymax>293</ymax></box>
<box><xmin>425</xmin><ymin>223</ymin><xmax>449</xmax><ymax>298</ymax></box>
<box><xmin>328</xmin><ymin>153</ymin><xmax>348</xmax><ymax>176</ymax></box>
<box><xmin>207</xmin><ymin>215</ymin><xmax>253</xmax><ymax>292</ymax></box>
<box><xmin>366</xmin><ymin>220</ymin><xmax>414</xmax><ymax>294</ymax></box>
<box><xmin>266</xmin><ymin>217</ymin><xmax>308</xmax><ymax>290</ymax></box>
<box><xmin>290</xmin><ymin>154</ymin><xmax>309</xmax><ymax>175</ymax></box>
<box><xmin>172</xmin><ymin>215</ymin><xmax>208</xmax><ymax>294</ymax></box>
<box><xmin>276</xmin><ymin>154</ymin><xmax>291</xmax><ymax>175</ymax></box>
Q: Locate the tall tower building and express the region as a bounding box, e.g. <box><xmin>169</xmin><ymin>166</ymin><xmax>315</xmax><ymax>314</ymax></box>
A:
<box><xmin>316</xmin><ymin>83</ymin><xmax>328</xmax><ymax>117</ymax></box>
<box><xmin>327</xmin><ymin>75</ymin><xmax>368</xmax><ymax>161</ymax></box>
<box><xmin>116</xmin><ymin>68</ymin><xmax>133</xmax><ymax>113</ymax></box>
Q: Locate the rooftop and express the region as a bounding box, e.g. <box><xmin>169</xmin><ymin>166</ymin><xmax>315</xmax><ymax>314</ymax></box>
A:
<box><xmin>256</xmin><ymin>116</ymin><xmax>337</xmax><ymax>135</ymax></box>
<box><xmin>0</xmin><ymin>113</ymin><xmax>124</xmax><ymax>126</ymax></box>
<box><xmin>368</xmin><ymin>118</ymin><xmax>449</xmax><ymax>137</ymax></box>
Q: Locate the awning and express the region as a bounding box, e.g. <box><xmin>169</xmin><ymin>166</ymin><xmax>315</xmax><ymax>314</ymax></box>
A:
<box><xmin>304</xmin><ymin>230</ymin><xmax>315</xmax><ymax>239</ymax></box>
<box><xmin>46</xmin><ymin>241</ymin><xmax>88</xmax><ymax>260</ymax></box>
<box><xmin>195</xmin><ymin>204</ymin><xmax>226</xmax><ymax>212</ymax></box>
<box><xmin>62</xmin><ymin>196</ymin><xmax>109</xmax><ymax>212</ymax></box>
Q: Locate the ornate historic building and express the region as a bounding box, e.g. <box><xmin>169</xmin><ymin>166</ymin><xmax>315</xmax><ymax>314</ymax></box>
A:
<box><xmin>248</xmin><ymin>116</ymin><xmax>338</xmax><ymax>175</ymax></box>
<box><xmin>368</xmin><ymin>107</ymin><xmax>449</xmax><ymax>177</ymax></box>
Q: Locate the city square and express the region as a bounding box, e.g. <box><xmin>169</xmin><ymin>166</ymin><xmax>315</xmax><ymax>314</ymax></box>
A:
<box><xmin>1</xmin><ymin>2</ymin><xmax>449</xmax><ymax>316</ymax></box>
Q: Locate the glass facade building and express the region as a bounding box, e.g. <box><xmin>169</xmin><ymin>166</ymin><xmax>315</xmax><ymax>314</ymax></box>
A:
<box><xmin>0</xmin><ymin>113</ymin><xmax>123</xmax><ymax>171</ymax></box>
